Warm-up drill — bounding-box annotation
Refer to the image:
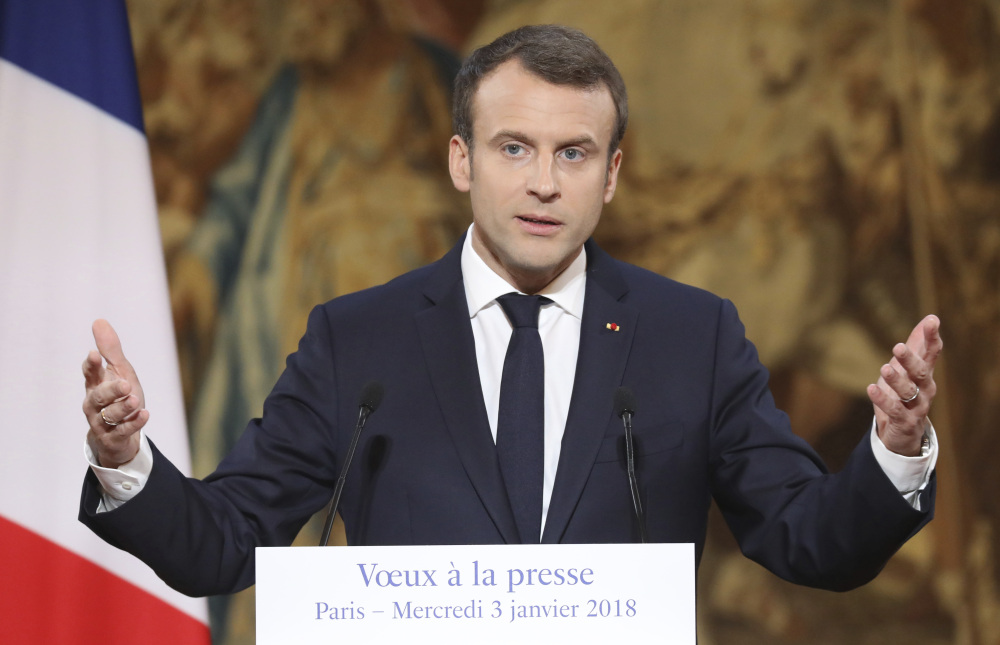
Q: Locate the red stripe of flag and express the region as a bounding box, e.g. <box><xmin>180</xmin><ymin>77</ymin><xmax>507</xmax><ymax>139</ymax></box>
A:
<box><xmin>0</xmin><ymin>515</ymin><xmax>211</xmax><ymax>645</ymax></box>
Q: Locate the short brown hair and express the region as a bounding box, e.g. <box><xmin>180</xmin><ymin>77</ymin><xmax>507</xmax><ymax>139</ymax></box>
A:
<box><xmin>453</xmin><ymin>24</ymin><xmax>628</xmax><ymax>160</ymax></box>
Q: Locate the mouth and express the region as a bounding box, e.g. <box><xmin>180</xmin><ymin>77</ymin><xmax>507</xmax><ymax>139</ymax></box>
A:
<box><xmin>515</xmin><ymin>215</ymin><xmax>562</xmax><ymax>232</ymax></box>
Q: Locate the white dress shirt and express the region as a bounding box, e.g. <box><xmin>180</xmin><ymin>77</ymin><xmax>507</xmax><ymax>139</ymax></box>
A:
<box><xmin>89</xmin><ymin>224</ymin><xmax>937</xmax><ymax>515</ymax></box>
<box><xmin>460</xmin><ymin>226</ymin><xmax>586</xmax><ymax>535</ymax></box>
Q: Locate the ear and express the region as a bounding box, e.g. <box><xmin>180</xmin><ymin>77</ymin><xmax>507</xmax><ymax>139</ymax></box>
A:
<box><xmin>449</xmin><ymin>135</ymin><xmax>472</xmax><ymax>192</ymax></box>
<box><xmin>603</xmin><ymin>148</ymin><xmax>623</xmax><ymax>203</ymax></box>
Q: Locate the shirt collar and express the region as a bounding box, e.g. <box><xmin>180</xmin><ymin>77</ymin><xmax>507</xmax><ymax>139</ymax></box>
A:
<box><xmin>461</xmin><ymin>224</ymin><xmax>587</xmax><ymax>319</ymax></box>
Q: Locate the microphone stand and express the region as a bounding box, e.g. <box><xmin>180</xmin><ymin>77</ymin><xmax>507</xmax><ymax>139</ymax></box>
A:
<box><xmin>320</xmin><ymin>382</ymin><xmax>383</xmax><ymax>547</ymax></box>
<box><xmin>616</xmin><ymin>387</ymin><xmax>648</xmax><ymax>543</ymax></box>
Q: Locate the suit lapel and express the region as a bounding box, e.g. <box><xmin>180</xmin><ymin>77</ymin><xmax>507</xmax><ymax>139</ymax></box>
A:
<box><xmin>542</xmin><ymin>240</ymin><xmax>637</xmax><ymax>543</ymax></box>
<box><xmin>415</xmin><ymin>240</ymin><xmax>520</xmax><ymax>544</ymax></box>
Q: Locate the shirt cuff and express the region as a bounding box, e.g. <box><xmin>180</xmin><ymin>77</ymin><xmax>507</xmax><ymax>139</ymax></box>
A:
<box><xmin>869</xmin><ymin>419</ymin><xmax>938</xmax><ymax>511</ymax></box>
<box><xmin>84</xmin><ymin>432</ymin><xmax>154</xmax><ymax>512</ymax></box>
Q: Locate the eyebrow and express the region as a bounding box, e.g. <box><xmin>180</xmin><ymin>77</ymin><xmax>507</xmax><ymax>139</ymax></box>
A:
<box><xmin>487</xmin><ymin>129</ymin><xmax>599</xmax><ymax>151</ymax></box>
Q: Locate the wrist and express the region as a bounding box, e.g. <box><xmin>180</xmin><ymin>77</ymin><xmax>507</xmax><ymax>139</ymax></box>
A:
<box><xmin>880</xmin><ymin>427</ymin><xmax>929</xmax><ymax>457</ymax></box>
<box><xmin>89</xmin><ymin>440</ymin><xmax>139</xmax><ymax>470</ymax></box>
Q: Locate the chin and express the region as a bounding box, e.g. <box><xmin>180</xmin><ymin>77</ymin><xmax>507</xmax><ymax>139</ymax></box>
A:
<box><xmin>507</xmin><ymin>249</ymin><xmax>557</xmax><ymax>270</ymax></box>
<box><xmin>508</xmin><ymin>258</ymin><xmax>563</xmax><ymax>283</ymax></box>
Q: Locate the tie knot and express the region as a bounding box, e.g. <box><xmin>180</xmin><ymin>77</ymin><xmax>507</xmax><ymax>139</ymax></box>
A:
<box><xmin>497</xmin><ymin>293</ymin><xmax>549</xmax><ymax>329</ymax></box>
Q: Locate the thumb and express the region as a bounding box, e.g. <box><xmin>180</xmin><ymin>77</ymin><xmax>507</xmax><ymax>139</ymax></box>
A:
<box><xmin>92</xmin><ymin>319</ymin><xmax>130</xmax><ymax>369</ymax></box>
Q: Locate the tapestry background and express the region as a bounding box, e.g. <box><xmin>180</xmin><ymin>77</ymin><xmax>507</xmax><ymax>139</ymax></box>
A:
<box><xmin>124</xmin><ymin>1</ymin><xmax>1000</xmax><ymax>643</ymax></box>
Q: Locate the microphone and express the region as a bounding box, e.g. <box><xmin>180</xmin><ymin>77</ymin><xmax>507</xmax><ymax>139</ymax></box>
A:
<box><xmin>358</xmin><ymin>382</ymin><xmax>384</xmax><ymax>414</ymax></box>
<box><xmin>320</xmin><ymin>381</ymin><xmax>385</xmax><ymax>546</ymax></box>
<box><xmin>614</xmin><ymin>386</ymin><xmax>647</xmax><ymax>543</ymax></box>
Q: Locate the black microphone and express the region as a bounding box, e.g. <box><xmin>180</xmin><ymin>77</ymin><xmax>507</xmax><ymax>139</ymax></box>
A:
<box><xmin>614</xmin><ymin>386</ymin><xmax>647</xmax><ymax>543</ymax></box>
<box><xmin>320</xmin><ymin>381</ymin><xmax>384</xmax><ymax>546</ymax></box>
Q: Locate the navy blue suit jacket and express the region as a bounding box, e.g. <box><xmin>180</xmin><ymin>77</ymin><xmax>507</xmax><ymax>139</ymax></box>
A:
<box><xmin>80</xmin><ymin>238</ymin><xmax>933</xmax><ymax>596</ymax></box>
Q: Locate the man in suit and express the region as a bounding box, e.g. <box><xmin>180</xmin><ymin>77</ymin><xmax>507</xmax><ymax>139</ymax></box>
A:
<box><xmin>80</xmin><ymin>25</ymin><xmax>940</xmax><ymax>598</ymax></box>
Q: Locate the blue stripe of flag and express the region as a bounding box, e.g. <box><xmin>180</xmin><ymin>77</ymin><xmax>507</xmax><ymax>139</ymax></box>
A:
<box><xmin>0</xmin><ymin>0</ymin><xmax>145</xmax><ymax>132</ymax></box>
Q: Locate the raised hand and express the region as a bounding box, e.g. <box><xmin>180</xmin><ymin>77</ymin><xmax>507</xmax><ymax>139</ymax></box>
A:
<box><xmin>867</xmin><ymin>315</ymin><xmax>943</xmax><ymax>456</ymax></box>
<box><xmin>82</xmin><ymin>320</ymin><xmax>149</xmax><ymax>468</ymax></box>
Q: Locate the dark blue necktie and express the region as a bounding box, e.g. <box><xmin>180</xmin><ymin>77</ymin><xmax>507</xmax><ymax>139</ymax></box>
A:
<box><xmin>496</xmin><ymin>293</ymin><xmax>549</xmax><ymax>544</ymax></box>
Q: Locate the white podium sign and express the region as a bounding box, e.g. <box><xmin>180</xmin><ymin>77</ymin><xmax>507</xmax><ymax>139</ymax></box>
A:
<box><xmin>257</xmin><ymin>543</ymin><xmax>694</xmax><ymax>644</ymax></box>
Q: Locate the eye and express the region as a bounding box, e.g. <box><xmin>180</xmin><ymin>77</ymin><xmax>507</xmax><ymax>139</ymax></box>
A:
<box><xmin>503</xmin><ymin>143</ymin><xmax>524</xmax><ymax>156</ymax></box>
<box><xmin>562</xmin><ymin>148</ymin><xmax>584</xmax><ymax>161</ymax></box>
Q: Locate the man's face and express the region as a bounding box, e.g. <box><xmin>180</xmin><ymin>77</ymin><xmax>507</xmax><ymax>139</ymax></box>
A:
<box><xmin>449</xmin><ymin>60</ymin><xmax>622</xmax><ymax>293</ymax></box>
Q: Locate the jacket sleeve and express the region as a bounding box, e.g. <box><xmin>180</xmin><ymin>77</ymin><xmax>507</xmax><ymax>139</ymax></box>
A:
<box><xmin>707</xmin><ymin>298</ymin><xmax>934</xmax><ymax>591</ymax></box>
<box><xmin>79</xmin><ymin>304</ymin><xmax>341</xmax><ymax>596</ymax></box>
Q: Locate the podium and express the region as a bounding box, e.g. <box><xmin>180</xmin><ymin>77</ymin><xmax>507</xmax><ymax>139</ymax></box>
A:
<box><xmin>257</xmin><ymin>543</ymin><xmax>695</xmax><ymax>644</ymax></box>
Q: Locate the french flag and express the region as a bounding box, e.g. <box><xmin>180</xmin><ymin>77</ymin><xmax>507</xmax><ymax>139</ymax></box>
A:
<box><xmin>0</xmin><ymin>1</ymin><xmax>211</xmax><ymax>642</ymax></box>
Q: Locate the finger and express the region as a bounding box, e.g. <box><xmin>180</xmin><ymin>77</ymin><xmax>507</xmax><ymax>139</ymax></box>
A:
<box><xmin>88</xmin><ymin>409</ymin><xmax>149</xmax><ymax>467</ymax></box>
<box><xmin>114</xmin><ymin>409</ymin><xmax>149</xmax><ymax>436</ymax></box>
<box><xmin>84</xmin><ymin>379</ymin><xmax>133</xmax><ymax>415</ymax></box>
<box><xmin>82</xmin><ymin>350</ymin><xmax>105</xmax><ymax>389</ymax></box>
<box><xmin>867</xmin><ymin>382</ymin><xmax>921</xmax><ymax>425</ymax></box>
<box><xmin>919</xmin><ymin>314</ymin><xmax>943</xmax><ymax>368</ymax></box>
<box><xmin>879</xmin><ymin>361</ymin><xmax>918</xmax><ymax>402</ymax></box>
<box><xmin>87</xmin><ymin>398</ymin><xmax>144</xmax><ymax>440</ymax></box>
<box><xmin>867</xmin><ymin>383</ymin><xmax>898</xmax><ymax>420</ymax></box>
<box><xmin>892</xmin><ymin>343</ymin><xmax>932</xmax><ymax>389</ymax></box>
<box><xmin>103</xmin><ymin>393</ymin><xmax>142</xmax><ymax>424</ymax></box>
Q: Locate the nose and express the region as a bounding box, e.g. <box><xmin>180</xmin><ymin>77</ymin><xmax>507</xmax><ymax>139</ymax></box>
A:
<box><xmin>526</xmin><ymin>155</ymin><xmax>560</xmax><ymax>202</ymax></box>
